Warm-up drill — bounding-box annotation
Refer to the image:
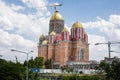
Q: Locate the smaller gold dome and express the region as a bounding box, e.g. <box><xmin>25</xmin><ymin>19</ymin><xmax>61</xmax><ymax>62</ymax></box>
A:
<box><xmin>84</xmin><ymin>32</ymin><xmax>87</xmax><ymax>35</ymax></box>
<box><xmin>72</xmin><ymin>21</ymin><xmax>83</xmax><ymax>28</ymax></box>
<box><xmin>84</xmin><ymin>32</ymin><xmax>87</xmax><ymax>34</ymax></box>
<box><xmin>40</xmin><ymin>34</ymin><xmax>45</xmax><ymax>39</ymax></box>
<box><xmin>42</xmin><ymin>40</ymin><xmax>48</xmax><ymax>45</ymax></box>
<box><xmin>62</xmin><ymin>27</ymin><xmax>69</xmax><ymax>32</ymax></box>
<box><xmin>50</xmin><ymin>31</ymin><xmax>56</xmax><ymax>36</ymax></box>
<box><xmin>50</xmin><ymin>10</ymin><xmax>63</xmax><ymax>20</ymax></box>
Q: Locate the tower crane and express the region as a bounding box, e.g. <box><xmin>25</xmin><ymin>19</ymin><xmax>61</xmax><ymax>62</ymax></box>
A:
<box><xmin>37</xmin><ymin>3</ymin><xmax>62</xmax><ymax>11</ymax></box>
<box><xmin>36</xmin><ymin>2</ymin><xmax>62</xmax><ymax>32</ymax></box>
<box><xmin>49</xmin><ymin>3</ymin><xmax>62</xmax><ymax>11</ymax></box>
<box><xmin>48</xmin><ymin>3</ymin><xmax>62</xmax><ymax>32</ymax></box>
<box><xmin>95</xmin><ymin>41</ymin><xmax>120</xmax><ymax>59</ymax></box>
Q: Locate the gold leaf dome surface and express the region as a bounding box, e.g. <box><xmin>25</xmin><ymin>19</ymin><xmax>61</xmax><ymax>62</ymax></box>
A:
<box><xmin>50</xmin><ymin>10</ymin><xmax>63</xmax><ymax>20</ymax></box>
<box><xmin>50</xmin><ymin>31</ymin><xmax>56</xmax><ymax>36</ymax></box>
<box><xmin>42</xmin><ymin>40</ymin><xmax>48</xmax><ymax>45</ymax></box>
<box><xmin>72</xmin><ymin>21</ymin><xmax>83</xmax><ymax>28</ymax></box>
<box><xmin>62</xmin><ymin>27</ymin><xmax>69</xmax><ymax>32</ymax></box>
<box><xmin>40</xmin><ymin>34</ymin><xmax>45</xmax><ymax>39</ymax></box>
<box><xmin>84</xmin><ymin>32</ymin><xmax>87</xmax><ymax>34</ymax></box>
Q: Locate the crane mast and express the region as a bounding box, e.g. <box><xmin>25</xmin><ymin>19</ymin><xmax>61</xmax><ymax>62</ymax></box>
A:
<box><xmin>95</xmin><ymin>41</ymin><xmax>120</xmax><ymax>59</ymax></box>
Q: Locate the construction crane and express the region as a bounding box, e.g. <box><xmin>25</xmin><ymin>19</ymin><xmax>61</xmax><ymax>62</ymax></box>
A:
<box><xmin>95</xmin><ymin>41</ymin><xmax>120</xmax><ymax>59</ymax></box>
<box><xmin>49</xmin><ymin>3</ymin><xmax>62</xmax><ymax>32</ymax></box>
<box><xmin>49</xmin><ymin>3</ymin><xmax>62</xmax><ymax>11</ymax></box>
<box><xmin>36</xmin><ymin>3</ymin><xmax>62</xmax><ymax>11</ymax></box>
<box><xmin>35</xmin><ymin>2</ymin><xmax>62</xmax><ymax>34</ymax></box>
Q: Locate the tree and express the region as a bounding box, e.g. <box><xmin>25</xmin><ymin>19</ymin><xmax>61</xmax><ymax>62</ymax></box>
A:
<box><xmin>0</xmin><ymin>59</ymin><xmax>25</xmax><ymax>80</ymax></box>
<box><xmin>99</xmin><ymin>60</ymin><xmax>107</xmax><ymax>70</ymax></box>
<box><xmin>0</xmin><ymin>57</ymin><xmax>45</xmax><ymax>80</ymax></box>
<box><xmin>45</xmin><ymin>58</ymin><xmax>52</xmax><ymax>69</ymax></box>
<box><xmin>27</xmin><ymin>57</ymin><xmax>44</xmax><ymax>79</ymax></box>
<box><xmin>111</xmin><ymin>60</ymin><xmax>120</xmax><ymax>80</ymax></box>
<box><xmin>24</xmin><ymin>57</ymin><xmax>44</xmax><ymax>68</ymax></box>
<box><xmin>99</xmin><ymin>60</ymin><xmax>120</xmax><ymax>80</ymax></box>
<box><xmin>34</xmin><ymin>57</ymin><xmax>44</xmax><ymax>68</ymax></box>
<box><xmin>61</xmin><ymin>66</ymin><xmax>67</xmax><ymax>73</ymax></box>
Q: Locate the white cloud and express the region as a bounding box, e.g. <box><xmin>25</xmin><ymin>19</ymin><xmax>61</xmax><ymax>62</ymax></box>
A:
<box><xmin>109</xmin><ymin>15</ymin><xmax>120</xmax><ymax>25</ymax></box>
<box><xmin>0</xmin><ymin>0</ymin><xmax>50</xmax><ymax>40</ymax></box>
<box><xmin>83</xmin><ymin>15</ymin><xmax>120</xmax><ymax>61</ymax></box>
<box><xmin>83</xmin><ymin>15</ymin><xmax>120</xmax><ymax>41</ymax></box>
<box><xmin>11</xmin><ymin>4</ymin><xmax>25</xmax><ymax>11</ymax></box>
<box><xmin>83</xmin><ymin>17</ymin><xmax>116</xmax><ymax>29</ymax></box>
<box><xmin>88</xmin><ymin>34</ymin><xmax>108</xmax><ymax>61</ymax></box>
<box><xmin>0</xmin><ymin>0</ymin><xmax>49</xmax><ymax>62</ymax></box>
<box><xmin>0</xmin><ymin>29</ymin><xmax>37</xmax><ymax>62</ymax></box>
<box><xmin>21</xmin><ymin>0</ymin><xmax>47</xmax><ymax>10</ymax></box>
<box><xmin>0</xmin><ymin>0</ymin><xmax>120</xmax><ymax>62</ymax></box>
<box><xmin>88</xmin><ymin>34</ymin><xmax>120</xmax><ymax>61</ymax></box>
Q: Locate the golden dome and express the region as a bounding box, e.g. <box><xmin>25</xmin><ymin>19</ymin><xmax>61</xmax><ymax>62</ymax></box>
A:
<box><xmin>72</xmin><ymin>21</ymin><xmax>83</xmax><ymax>28</ymax></box>
<box><xmin>50</xmin><ymin>10</ymin><xmax>63</xmax><ymax>20</ymax></box>
<box><xmin>62</xmin><ymin>27</ymin><xmax>69</xmax><ymax>32</ymax></box>
<box><xmin>84</xmin><ymin>32</ymin><xmax>87</xmax><ymax>34</ymax></box>
<box><xmin>84</xmin><ymin>32</ymin><xmax>87</xmax><ymax>35</ymax></box>
<box><xmin>42</xmin><ymin>40</ymin><xmax>48</xmax><ymax>45</ymax></box>
<box><xmin>40</xmin><ymin>34</ymin><xmax>45</xmax><ymax>39</ymax></box>
<box><xmin>50</xmin><ymin>31</ymin><xmax>56</xmax><ymax>36</ymax></box>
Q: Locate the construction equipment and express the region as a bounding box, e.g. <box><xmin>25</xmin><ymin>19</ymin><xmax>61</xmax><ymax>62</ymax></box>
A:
<box><xmin>49</xmin><ymin>3</ymin><xmax>62</xmax><ymax>11</ymax></box>
<box><xmin>95</xmin><ymin>41</ymin><xmax>120</xmax><ymax>58</ymax></box>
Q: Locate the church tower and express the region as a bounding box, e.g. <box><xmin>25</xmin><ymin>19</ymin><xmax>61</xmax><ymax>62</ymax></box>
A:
<box><xmin>49</xmin><ymin>10</ymin><xmax>64</xmax><ymax>34</ymax></box>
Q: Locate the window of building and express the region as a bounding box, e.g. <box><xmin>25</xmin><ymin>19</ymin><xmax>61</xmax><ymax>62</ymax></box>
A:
<box><xmin>78</xmin><ymin>49</ymin><xmax>84</xmax><ymax>60</ymax></box>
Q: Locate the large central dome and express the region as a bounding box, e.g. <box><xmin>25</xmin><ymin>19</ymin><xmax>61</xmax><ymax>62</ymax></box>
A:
<box><xmin>50</xmin><ymin>10</ymin><xmax>63</xmax><ymax>20</ymax></box>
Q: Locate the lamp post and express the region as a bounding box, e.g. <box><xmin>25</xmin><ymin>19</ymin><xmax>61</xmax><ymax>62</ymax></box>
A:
<box><xmin>11</xmin><ymin>49</ymin><xmax>33</xmax><ymax>80</ymax></box>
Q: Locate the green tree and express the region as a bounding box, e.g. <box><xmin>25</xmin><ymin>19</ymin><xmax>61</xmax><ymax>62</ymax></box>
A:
<box><xmin>61</xmin><ymin>66</ymin><xmax>67</xmax><ymax>73</ymax></box>
<box><xmin>0</xmin><ymin>59</ymin><xmax>25</xmax><ymax>80</ymax></box>
<box><xmin>45</xmin><ymin>58</ymin><xmax>52</xmax><ymax>69</ymax></box>
<box><xmin>111</xmin><ymin>60</ymin><xmax>120</xmax><ymax>80</ymax></box>
<box><xmin>99</xmin><ymin>60</ymin><xmax>120</xmax><ymax>80</ymax></box>
<box><xmin>24</xmin><ymin>57</ymin><xmax>44</xmax><ymax>68</ymax></box>
<box><xmin>105</xmin><ymin>60</ymin><xmax>120</xmax><ymax>80</ymax></box>
<box><xmin>24</xmin><ymin>57</ymin><xmax>44</xmax><ymax>80</ymax></box>
<box><xmin>99</xmin><ymin>60</ymin><xmax>107</xmax><ymax>70</ymax></box>
<box><xmin>34</xmin><ymin>57</ymin><xmax>44</xmax><ymax>68</ymax></box>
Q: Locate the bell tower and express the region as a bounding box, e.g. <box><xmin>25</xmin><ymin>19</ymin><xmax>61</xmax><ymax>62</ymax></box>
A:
<box><xmin>49</xmin><ymin>10</ymin><xmax>64</xmax><ymax>34</ymax></box>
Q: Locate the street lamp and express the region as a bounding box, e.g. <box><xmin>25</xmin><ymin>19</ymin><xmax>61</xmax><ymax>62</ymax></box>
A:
<box><xmin>11</xmin><ymin>49</ymin><xmax>33</xmax><ymax>80</ymax></box>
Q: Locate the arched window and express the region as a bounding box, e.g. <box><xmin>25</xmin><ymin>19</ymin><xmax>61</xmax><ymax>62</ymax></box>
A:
<box><xmin>78</xmin><ymin>49</ymin><xmax>84</xmax><ymax>60</ymax></box>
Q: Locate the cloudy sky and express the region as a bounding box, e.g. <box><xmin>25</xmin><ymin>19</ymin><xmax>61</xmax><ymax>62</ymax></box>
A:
<box><xmin>0</xmin><ymin>0</ymin><xmax>120</xmax><ymax>62</ymax></box>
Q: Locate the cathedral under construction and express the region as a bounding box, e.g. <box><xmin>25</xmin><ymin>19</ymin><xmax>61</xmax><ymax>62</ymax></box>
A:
<box><xmin>38</xmin><ymin>10</ymin><xmax>89</xmax><ymax>69</ymax></box>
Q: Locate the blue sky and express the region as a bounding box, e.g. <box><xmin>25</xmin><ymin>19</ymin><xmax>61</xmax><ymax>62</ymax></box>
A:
<box><xmin>48</xmin><ymin>0</ymin><xmax>120</xmax><ymax>22</ymax></box>
<box><xmin>0</xmin><ymin>0</ymin><xmax>120</xmax><ymax>62</ymax></box>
